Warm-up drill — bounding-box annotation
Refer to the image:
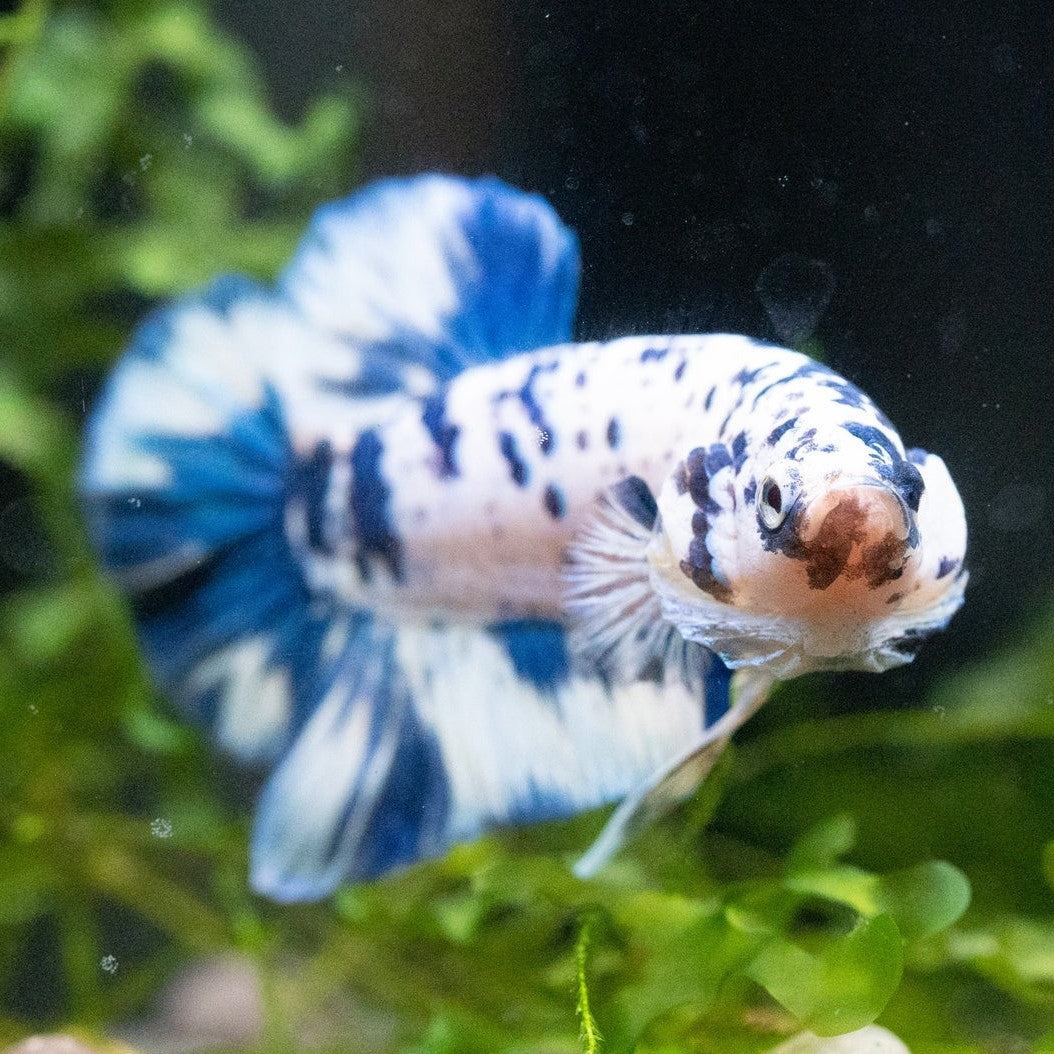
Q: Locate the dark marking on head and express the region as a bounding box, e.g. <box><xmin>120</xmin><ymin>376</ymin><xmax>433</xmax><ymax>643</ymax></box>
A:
<box><xmin>575</xmin><ymin>371</ymin><xmax>587</xmax><ymax>388</ymax></box>
<box><xmin>538</xmin><ymin>428</ymin><xmax>554</xmax><ymax>455</ymax></box>
<box><xmin>640</xmin><ymin>346</ymin><xmax>669</xmax><ymax>362</ymax></box>
<box><xmin>674</xmin><ymin>359</ymin><xmax>687</xmax><ymax>381</ymax></box>
<box><xmin>731</xmin><ymin>431</ymin><xmax>748</xmax><ymax>471</ymax></box>
<box><xmin>576</xmin><ymin>429</ymin><xmax>589</xmax><ymax>450</ymax></box>
<box><xmin>886</xmin><ymin>591</ymin><xmax>904</xmax><ymax>605</ymax></box>
<box><xmin>679</xmin><ymin>555</ymin><xmax>732</xmax><ymax>603</ymax></box>
<box><xmin>421</xmin><ymin>392</ymin><xmax>460</xmax><ymax>478</ymax></box>
<box><xmin>743</xmin><ymin>478</ymin><xmax>757</xmax><ymax>505</ymax></box>
<box><xmin>498</xmin><ymin>431</ymin><xmax>529</xmax><ymax>487</ymax></box>
<box><xmin>843</xmin><ymin>421</ymin><xmax>901</xmax><ymax>464</ymax></box>
<box><xmin>704</xmin><ymin>444</ymin><xmax>732</xmax><ymax>476</ymax></box>
<box><xmin>612</xmin><ymin>475</ymin><xmax>658</xmax><ymax>529</ymax></box>
<box><xmin>750</xmin><ymin>360</ymin><xmax>837</xmax><ymax>409</ymax></box>
<box><xmin>673</xmin><ymin>462</ymin><xmax>689</xmax><ymax>495</ymax></box>
<box><xmin>350</xmin><ymin>428</ymin><xmax>403</xmax><ymax>582</ymax></box>
<box><xmin>733</xmin><ymin>366</ymin><xmax>764</xmax><ymax>386</ymax></box>
<box><xmin>906</xmin><ymin>447</ymin><xmax>928</xmax><ymax>466</ymax></box>
<box><xmin>543</xmin><ymin>483</ymin><xmax>566</xmax><ymax>520</ymax></box>
<box><xmin>704</xmin><ymin>386</ymin><xmax>716</xmax><ymax>411</ymax></box>
<box><xmin>936</xmin><ymin>556</ymin><xmax>959</xmax><ymax>579</ymax></box>
<box><xmin>691</xmin><ymin>508</ymin><xmax>708</xmax><ymax>535</ymax></box>
<box><xmin>786</xmin><ymin>428</ymin><xmax>818</xmax><ymax>461</ymax></box>
<box><xmin>882</xmin><ymin>459</ymin><xmax>925</xmax><ymax>513</ymax></box>
<box><xmin>767</xmin><ymin>417</ymin><xmax>798</xmax><ymax>446</ymax></box>
<box><xmin>606</xmin><ymin>417</ymin><xmax>621</xmax><ymax>450</ymax></box>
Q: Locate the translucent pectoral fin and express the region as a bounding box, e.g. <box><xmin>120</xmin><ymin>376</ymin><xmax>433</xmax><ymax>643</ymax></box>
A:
<box><xmin>574</xmin><ymin>667</ymin><xmax>774</xmax><ymax>879</ymax></box>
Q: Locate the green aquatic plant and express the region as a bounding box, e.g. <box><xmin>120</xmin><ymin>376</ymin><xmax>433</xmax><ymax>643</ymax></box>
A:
<box><xmin>1</xmin><ymin>3</ymin><xmax>1054</xmax><ymax>1052</ymax></box>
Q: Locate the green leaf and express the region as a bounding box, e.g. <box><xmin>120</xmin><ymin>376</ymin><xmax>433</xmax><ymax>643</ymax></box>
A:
<box><xmin>786</xmin><ymin>815</ymin><xmax>858</xmax><ymax>874</ymax></box>
<box><xmin>746</xmin><ymin>914</ymin><xmax>904</xmax><ymax>1037</ymax></box>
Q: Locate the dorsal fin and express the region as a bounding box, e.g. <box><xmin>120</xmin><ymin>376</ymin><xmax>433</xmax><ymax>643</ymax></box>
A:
<box><xmin>279</xmin><ymin>175</ymin><xmax>581</xmax><ymax>380</ymax></box>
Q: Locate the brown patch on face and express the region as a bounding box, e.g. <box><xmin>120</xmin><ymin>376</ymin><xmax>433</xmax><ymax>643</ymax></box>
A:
<box><xmin>803</xmin><ymin>496</ymin><xmax>860</xmax><ymax>589</ymax></box>
<box><xmin>860</xmin><ymin>531</ymin><xmax>907</xmax><ymax>588</ymax></box>
<box><xmin>799</xmin><ymin>491</ymin><xmax>910</xmax><ymax>591</ymax></box>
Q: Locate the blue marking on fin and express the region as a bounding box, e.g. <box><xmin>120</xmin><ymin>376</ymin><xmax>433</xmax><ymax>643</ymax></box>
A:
<box><xmin>250</xmin><ymin>618</ymin><xmax>720</xmax><ymax>900</ymax></box>
<box><xmin>280</xmin><ymin>175</ymin><xmax>581</xmax><ymax>380</ymax></box>
<box><xmin>704</xmin><ymin>655</ymin><xmax>732</xmax><ymax>725</ymax></box>
<box><xmin>350</xmin><ymin>428</ymin><xmax>403</xmax><ymax>582</ymax></box>
<box><xmin>489</xmin><ymin>620</ymin><xmax>569</xmax><ymax>693</ymax></box>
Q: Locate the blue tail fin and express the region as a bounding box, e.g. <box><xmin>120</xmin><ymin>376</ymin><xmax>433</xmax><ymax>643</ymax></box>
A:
<box><xmin>85</xmin><ymin>176</ymin><xmax>718</xmax><ymax>900</ymax></box>
<box><xmin>80</xmin><ymin>277</ymin><xmax>342</xmax><ymax>763</ymax></box>
<box><xmin>250</xmin><ymin>618</ymin><xmax>731</xmax><ymax>901</ymax></box>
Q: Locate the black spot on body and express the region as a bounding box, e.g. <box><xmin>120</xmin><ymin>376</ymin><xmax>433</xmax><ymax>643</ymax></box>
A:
<box><xmin>606</xmin><ymin>417</ymin><xmax>621</xmax><ymax>449</ymax></box>
<box><xmin>498</xmin><ymin>431</ymin><xmax>529</xmax><ymax>487</ymax></box>
<box><xmin>704</xmin><ymin>386</ymin><xmax>716</xmax><ymax>411</ymax></box>
<box><xmin>543</xmin><ymin>483</ymin><xmax>566</xmax><ymax>520</ymax></box>
<box><xmin>576</xmin><ymin>430</ymin><xmax>589</xmax><ymax>450</ymax></box>
<box><xmin>674</xmin><ymin>359</ymin><xmax>687</xmax><ymax>381</ymax></box>
<box><xmin>640</xmin><ymin>346</ymin><xmax>668</xmax><ymax>362</ymax></box>
<box><xmin>350</xmin><ymin>428</ymin><xmax>403</xmax><ymax>582</ymax></box>
<box><xmin>421</xmin><ymin>392</ymin><xmax>460</xmax><ymax>478</ymax></box>
<box><xmin>575</xmin><ymin>370</ymin><xmax>587</xmax><ymax>388</ymax></box>
<box><xmin>612</xmin><ymin>475</ymin><xmax>658</xmax><ymax>529</ymax></box>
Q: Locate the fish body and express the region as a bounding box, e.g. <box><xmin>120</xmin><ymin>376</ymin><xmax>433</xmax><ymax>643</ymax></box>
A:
<box><xmin>80</xmin><ymin>175</ymin><xmax>967</xmax><ymax>900</ymax></box>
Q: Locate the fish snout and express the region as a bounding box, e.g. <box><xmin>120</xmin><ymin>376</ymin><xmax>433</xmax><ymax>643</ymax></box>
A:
<box><xmin>797</xmin><ymin>483</ymin><xmax>916</xmax><ymax>591</ymax></box>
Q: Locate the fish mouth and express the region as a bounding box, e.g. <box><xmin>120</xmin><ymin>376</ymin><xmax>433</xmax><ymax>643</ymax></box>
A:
<box><xmin>795</xmin><ymin>482</ymin><xmax>915</xmax><ymax>591</ymax></box>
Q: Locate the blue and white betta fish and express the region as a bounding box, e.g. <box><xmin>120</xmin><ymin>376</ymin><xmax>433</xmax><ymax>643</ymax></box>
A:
<box><xmin>80</xmin><ymin>175</ymin><xmax>968</xmax><ymax>901</ymax></box>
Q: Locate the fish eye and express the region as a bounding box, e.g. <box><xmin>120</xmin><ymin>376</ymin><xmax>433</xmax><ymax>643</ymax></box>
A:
<box><xmin>758</xmin><ymin>475</ymin><xmax>789</xmax><ymax>530</ymax></box>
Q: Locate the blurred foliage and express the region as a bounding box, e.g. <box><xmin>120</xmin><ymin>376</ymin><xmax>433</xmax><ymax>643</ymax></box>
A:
<box><xmin>0</xmin><ymin>2</ymin><xmax>1053</xmax><ymax>1053</ymax></box>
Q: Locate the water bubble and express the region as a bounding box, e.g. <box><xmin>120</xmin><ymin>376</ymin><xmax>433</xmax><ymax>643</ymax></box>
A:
<box><xmin>183</xmin><ymin>133</ymin><xmax>193</xmax><ymax>148</ymax></box>
<box><xmin>151</xmin><ymin>817</ymin><xmax>173</xmax><ymax>839</ymax></box>
<box><xmin>139</xmin><ymin>154</ymin><xmax>153</xmax><ymax>171</ymax></box>
<box><xmin>932</xmin><ymin>705</ymin><xmax>946</xmax><ymax>720</ymax></box>
<box><xmin>755</xmin><ymin>253</ymin><xmax>836</xmax><ymax>345</ymax></box>
<box><xmin>100</xmin><ymin>955</ymin><xmax>118</xmax><ymax>975</ymax></box>
<box><xmin>621</xmin><ymin>211</ymin><xmax>634</xmax><ymax>227</ymax></box>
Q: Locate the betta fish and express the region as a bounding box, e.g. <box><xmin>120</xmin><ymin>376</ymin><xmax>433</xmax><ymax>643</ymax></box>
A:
<box><xmin>80</xmin><ymin>175</ymin><xmax>967</xmax><ymax>901</ymax></box>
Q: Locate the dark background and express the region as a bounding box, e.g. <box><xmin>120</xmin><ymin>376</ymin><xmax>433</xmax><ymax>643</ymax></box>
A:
<box><xmin>220</xmin><ymin>0</ymin><xmax>1054</xmax><ymax>704</ymax></box>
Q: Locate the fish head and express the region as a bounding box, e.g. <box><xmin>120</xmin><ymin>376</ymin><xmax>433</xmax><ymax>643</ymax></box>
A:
<box><xmin>649</xmin><ymin>420</ymin><xmax>968</xmax><ymax>677</ymax></box>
